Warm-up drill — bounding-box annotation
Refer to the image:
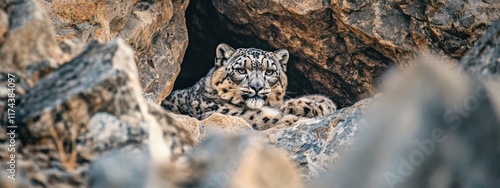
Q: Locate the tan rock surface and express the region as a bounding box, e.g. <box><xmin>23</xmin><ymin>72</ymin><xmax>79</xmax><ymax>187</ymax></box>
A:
<box><xmin>201</xmin><ymin>112</ymin><xmax>253</xmax><ymax>135</ymax></box>
<box><xmin>37</xmin><ymin>0</ymin><xmax>189</xmax><ymax>103</ymax></box>
<box><xmin>1</xmin><ymin>0</ymin><xmax>64</xmax><ymax>87</ymax></box>
<box><xmin>169</xmin><ymin>112</ymin><xmax>203</xmax><ymax>144</ymax></box>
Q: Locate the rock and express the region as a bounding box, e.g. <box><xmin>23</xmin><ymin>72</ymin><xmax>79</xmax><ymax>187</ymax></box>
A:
<box><xmin>134</xmin><ymin>0</ymin><xmax>189</xmax><ymax>103</ymax></box>
<box><xmin>264</xmin><ymin>98</ymin><xmax>372</xmax><ymax>181</ymax></box>
<box><xmin>183</xmin><ymin>0</ymin><xmax>390</xmax><ymax>107</ymax></box>
<box><xmin>180</xmin><ymin>0</ymin><xmax>500</xmax><ymax>108</ymax></box>
<box><xmin>0</xmin><ymin>4</ymin><xmax>8</xmax><ymax>43</ymax></box>
<box><xmin>168</xmin><ymin>112</ymin><xmax>254</xmax><ymax>143</ymax></box>
<box><xmin>147</xmin><ymin>101</ymin><xmax>195</xmax><ymax>157</ymax></box>
<box><xmin>201</xmin><ymin>113</ymin><xmax>253</xmax><ymax>135</ymax></box>
<box><xmin>332</xmin><ymin>0</ymin><xmax>500</xmax><ymax>61</ymax></box>
<box><xmin>0</xmin><ymin>1</ymin><xmax>67</xmax><ymax>186</ymax></box>
<box><xmin>0</xmin><ymin>0</ymin><xmax>86</xmax><ymax>128</ymax></box>
<box><xmin>0</xmin><ymin>0</ymin><xmax>67</xmax><ymax>125</ymax></box>
<box><xmin>10</xmin><ymin>39</ymin><xmax>193</xmax><ymax>187</ymax></box>
<box><xmin>113</xmin><ymin>100</ymin><xmax>369</xmax><ymax>180</ymax></box>
<box><xmin>89</xmin><ymin>133</ymin><xmax>305</xmax><ymax>188</ymax></box>
<box><xmin>184</xmin><ymin>133</ymin><xmax>305</xmax><ymax>188</ymax></box>
<box><xmin>1</xmin><ymin>0</ymin><xmax>65</xmax><ymax>86</ymax></box>
<box><xmin>312</xmin><ymin>61</ymin><xmax>500</xmax><ymax>188</ymax></box>
<box><xmin>459</xmin><ymin>21</ymin><xmax>500</xmax><ymax>80</ymax></box>
<box><xmin>88</xmin><ymin>148</ymin><xmax>151</xmax><ymax>188</ymax></box>
<box><xmin>18</xmin><ymin>39</ymin><xmax>141</xmax><ymax>146</ymax></box>
<box><xmin>36</xmin><ymin>0</ymin><xmax>190</xmax><ymax>103</ymax></box>
<box><xmin>168</xmin><ymin>112</ymin><xmax>203</xmax><ymax>144</ymax></box>
<box><xmin>186</xmin><ymin>134</ymin><xmax>304</xmax><ymax>188</ymax></box>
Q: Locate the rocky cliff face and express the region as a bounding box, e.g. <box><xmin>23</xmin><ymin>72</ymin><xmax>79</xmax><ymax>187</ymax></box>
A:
<box><xmin>36</xmin><ymin>0</ymin><xmax>189</xmax><ymax>104</ymax></box>
<box><xmin>184</xmin><ymin>0</ymin><xmax>500</xmax><ymax>107</ymax></box>
<box><xmin>1</xmin><ymin>0</ymin><xmax>500</xmax><ymax>187</ymax></box>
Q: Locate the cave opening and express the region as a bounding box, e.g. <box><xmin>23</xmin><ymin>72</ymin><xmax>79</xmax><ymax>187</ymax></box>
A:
<box><xmin>173</xmin><ymin>0</ymin><xmax>315</xmax><ymax>100</ymax></box>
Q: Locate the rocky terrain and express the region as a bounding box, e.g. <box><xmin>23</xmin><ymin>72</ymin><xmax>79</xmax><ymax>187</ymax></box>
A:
<box><xmin>0</xmin><ymin>0</ymin><xmax>499</xmax><ymax>187</ymax></box>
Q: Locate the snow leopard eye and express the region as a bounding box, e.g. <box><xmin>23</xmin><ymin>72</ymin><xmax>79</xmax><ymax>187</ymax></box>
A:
<box><xmin>236</xmin><ymin>68</ymin><xmax>247</xmax><ymax>74</ymax></box>
<box><xmin>265</xmin><ymin>70</ymin><xmax>275</xmax><ymax>76</ymax></box>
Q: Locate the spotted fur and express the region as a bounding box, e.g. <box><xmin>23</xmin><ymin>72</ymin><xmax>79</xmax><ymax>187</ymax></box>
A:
<box><xmin>162</xmin><ymin>44</ymin><xmax>336</xmax><ymax>130</ymax></box>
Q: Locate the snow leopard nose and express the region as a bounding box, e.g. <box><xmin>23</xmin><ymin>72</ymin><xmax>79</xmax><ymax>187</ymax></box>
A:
<box><xmin>250</xmin><ymin>84</ymin><xmax>263</xmax><ymax>93</ymax></box>
<box><xmin>249</xmin><ymin>74</ymin><xmax>264</xmax><ymax>94</ymax></box>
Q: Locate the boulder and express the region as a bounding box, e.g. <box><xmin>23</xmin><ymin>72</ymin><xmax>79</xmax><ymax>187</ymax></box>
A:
<box><xmin>166</xmin><ymin>112</ymin><xmax>254</xmax><ymax>144</ymax></box>
<box><xmin>312</xmin><ymin>60</ymin><xmax>500</xmax><ymax>188</ymax></box>
<box><xmin>0</xmin><ymin>0</ymin><xmax>65</xmax><ymax>86</ymax></box>
<box><xmin>36</xmin><ymin>0</ymin><xmax>190</xmax><ymax>103</ymax></box>
<box><xmin>201</xmin><ymin>113</ymin><xmax>254</xmax><ymax>135</ymax></box>
<box><xmin>9</xmin><ymin>39</ymin><xmax>193</xmax><ymax>187</ymax></box>
<box><xmin>0</xmin><ymin>0</ymin><xmax>67</xmax><ymax>125</ymax></box>
<box><xmin>183</xmin><ymin>134</ymin><xmax>304</xmax><ymax>188</ymax></box>
<box><xmin>265</xmin><ymin>98</ymin><xmax>372</xmax><ymax>181</ymax></box>
<box><xmin>307</xmin><ymin>21</ymin><xmax>500</xmax><ymax>187</ymax></box>
<box><xmin>89</xmin><ymin>133</ymin><xmax>305</xmax><ymax>188</ymax></box>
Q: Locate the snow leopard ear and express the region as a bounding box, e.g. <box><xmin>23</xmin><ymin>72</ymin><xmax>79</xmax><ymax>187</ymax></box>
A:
<box><xmin>215</xmin><ymin>43</ymin><xmax>235</xmax><ymax>67</ymax></box>
<box><xmin>274</xmin><ymin>49</ymin><xmax>289</xmax><ymax>72</ymax></box>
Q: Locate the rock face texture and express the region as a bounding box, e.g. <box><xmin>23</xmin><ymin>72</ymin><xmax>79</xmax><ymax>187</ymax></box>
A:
<box><xmin>36</xmin><ymin>0</ymin><xmax>190</xmax><ymax>103</ymax></box>
<box><xmin>331</xmin><ymin>0</ymin><xmax>500</xmax><ymax>61</ymax></box>
<box><xmin>181</xmin><ymin>0</ymin><xmax>500</xmax><ymax>107</ymax></box>
<box><xmin>459</xmin><ymin>20</ymin><xmax>500</xmax><ymax>80</ymax></box>
<box><xmin>265</xmin><ymin>98</ymin><xmax>371</xmax><ymax>181</ymax></box>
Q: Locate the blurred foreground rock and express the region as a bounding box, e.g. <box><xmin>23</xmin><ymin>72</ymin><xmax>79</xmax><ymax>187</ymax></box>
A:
<box><xmin>185</xmin><ymin>134</ymin><xmax>304</xmax><ymax>188</ymax></box>
<box><xmin>165</xmin><ymin>112</ymin><xmax>254</xmax><ymax>144</ymax></box>
<box><xmin>313</xmin><ymin>22</ymin><xmax>500</xmax><ymax>188</ymax></box>
<box><xmin>0</xmin><ymin>0</ymin><xmax>67</xmax><ymax>127</ymax></box>
<box><xmin>312</xmin><ymin>61</ymin><xmax>500</xmax><ymax>187</ymax></box>
<box><xmin>2</xmin><ymin>39</ymin><xmax>193</xmax><ymax>187</ymax></box>
<box><xmin>36</xmin><ymin>0</ymin><xmax>190</xmax><ymax>103</ymax></box>
<box><xmin>90</xmin><ymin>133</ymin><xmax>304</xmax><ymax>188</ymax></box>
<box><xmin>0</xmin><ymin>0</ymin><xmax>65</xmax><ymax>85</ymax></box>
